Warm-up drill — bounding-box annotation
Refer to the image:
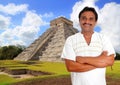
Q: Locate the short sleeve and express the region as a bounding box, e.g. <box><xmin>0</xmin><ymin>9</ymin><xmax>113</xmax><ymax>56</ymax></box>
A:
<box><xmin>61</xmin><ymin>36</ymin><xmax>76</xmax><ymax>61</ymax></box>
<box><xmin>102</xmin><ymin>35</ymin><xmax>116</xmax><ymax>57</ymax></box>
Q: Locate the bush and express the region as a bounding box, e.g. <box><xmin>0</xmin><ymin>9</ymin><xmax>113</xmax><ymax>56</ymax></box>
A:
<box><xmin>115</xmin><ymin>53</ymin><xmax>120</xmax><ymax>60</ymax></box>
<box><xmin>0</xmin><ymin>45</ymin><xmax>25</xmax><ymax>60</ymax></box>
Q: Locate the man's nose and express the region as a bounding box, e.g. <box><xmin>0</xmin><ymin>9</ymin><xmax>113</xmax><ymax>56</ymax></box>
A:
<box><xmin>85</xmin><ymin>18</ymin><xmax>90</xmax><ymax>23</ymax></box>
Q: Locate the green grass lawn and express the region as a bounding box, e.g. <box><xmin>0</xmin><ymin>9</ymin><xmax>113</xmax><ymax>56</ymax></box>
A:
<box><xmin>106</xmin><ymin>60</ymin><xmax>120</xmax><ymax>79</ymax></box>
<box><xmin>0</xmin><ymin>60</ymin><xmax>120</xmax><ymax>85</ymax></box>
<box><xmin>0</xmin><ymin>60</ymin><xmax>69</xmax><ymax>85</ymax></box>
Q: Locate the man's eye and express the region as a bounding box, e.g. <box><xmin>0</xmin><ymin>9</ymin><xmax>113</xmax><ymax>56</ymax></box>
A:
<box><xmin>90</xmin><ymin>18</ymin><xmax>94</xmax><ymax>21</ymax></box>
<box><xmin>81</xmin><ymin>17</ymin><xmax>86</xmax><ymax>20</ymax></box>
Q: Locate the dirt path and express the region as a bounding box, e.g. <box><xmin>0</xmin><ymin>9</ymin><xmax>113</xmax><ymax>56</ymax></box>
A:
<box><xmin>13</xmin><ymin>76</ymin><xmax>71</xmax><ymax>85</ymax></box>
<box><xmin>12</xmin><ymin>76</ymin><xmax>120</xmax><ymax>85</ymax></box>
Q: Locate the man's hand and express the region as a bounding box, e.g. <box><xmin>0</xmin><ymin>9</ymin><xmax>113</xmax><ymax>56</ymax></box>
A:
<box><xmin>97</xmin><ymin>51</ymin><xmax>108</xmax><ymax>63</ymax></box>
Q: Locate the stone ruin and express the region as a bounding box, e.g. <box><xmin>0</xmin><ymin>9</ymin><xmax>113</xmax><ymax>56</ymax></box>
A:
<box><xmin>14</xmin><ymin>17</ymin><xmax>78</xmax><ymax>61</ymax></box>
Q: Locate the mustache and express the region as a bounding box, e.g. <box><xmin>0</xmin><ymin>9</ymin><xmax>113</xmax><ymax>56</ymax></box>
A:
<box><xmin>83</xmin><ymin>23</ymin><xmax>92</xmax><ymax>26</ymax></box>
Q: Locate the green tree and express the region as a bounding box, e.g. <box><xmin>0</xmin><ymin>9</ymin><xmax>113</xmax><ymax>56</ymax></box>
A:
<box><xmin>115</xmin><ymin>53</ymin><xmax>120</xmax><ymax>60</ymax></box>
<box><xmin>0</xmin><ymin>45</ymin><xmax>25</xmax><ymax>60</ymax></box>
<box><xmin>0</xmin><ymin>46</ymin><xmax>8</xmax><ymax>59</ymax></box>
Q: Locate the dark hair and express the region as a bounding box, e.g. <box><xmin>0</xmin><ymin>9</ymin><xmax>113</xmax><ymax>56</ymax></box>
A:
<box><xmin>78</xmin><ymin>6</ymin><xmax>98</xmax><ymax>21</ymax></box>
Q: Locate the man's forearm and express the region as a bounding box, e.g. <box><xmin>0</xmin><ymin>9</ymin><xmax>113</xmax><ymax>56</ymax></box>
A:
<box><xmin>65</xmin><ymin>59</ymin><xmax>96</xmax><ymax>72</ymax></box>
<box><xmin>76</xmin><ymin>57</ymin><xmax>107</xmax><ymax>68</ymax></box>
<box><xmin>76</xmin><ymin>54</ymin><xmax>115</xmax><ymax>68</ymax></box>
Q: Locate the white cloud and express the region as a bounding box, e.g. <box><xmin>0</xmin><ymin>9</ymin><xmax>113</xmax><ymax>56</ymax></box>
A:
<box><xmin>0</xmin><ymin>29</ymin><xmax>14</xmax><ymax>46</ymax></box>
<box><xmin>4</xmin><ymin>11</ymin><xmax>49</xmax><ymax>46</ymax></box>
<box><xmin>1</xmin><ymin>29</ymin><xmax>13</xmax><ymax>39</ymax></box>
<box><xmin>70</xmin><ymin>0</ymin><xmax>120</xmax><ymax>53</ymax></box>
<box><xmin>42</xmin><ymin>12</ymin><xmax>54</xmax><ymax>18</ymax></box>
<box><xmin>0</xmin><ymin>15</ymin><xmax>11</xmax><ymax>29</ymax></box>
<box><xmin>18</xmin><ymin>11</ymin><xmax>48</xmax><ymax>45</ymax></box>
<box><xmin>0</xmin><ymin>3</ymin><xmax>51</xmax><ymax>46</ymax></box>
<box><xmin>22</xmin><ymin>11</ymin><xmax>48</xmax><ymax>27</ymax></box>
<box><xmin>99</xmin><ymin>2</ymin><xmax>120</xmax><ymax>53</ymax></box>
<box><xmin>11</xmin><ymin>40</ymin><xmax>25</xmax><ymax>46</ymax></box>
<box><xmin>0</xmin><ymin>3</ymin><xmax>28</xmax><ymax>15</ymax></box>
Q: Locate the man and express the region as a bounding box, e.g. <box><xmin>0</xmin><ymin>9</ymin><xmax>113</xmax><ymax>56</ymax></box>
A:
<box><xmin>61</xmin><ymin>6</ymin><xmax>115</xmax><ymax>85</ymax></box>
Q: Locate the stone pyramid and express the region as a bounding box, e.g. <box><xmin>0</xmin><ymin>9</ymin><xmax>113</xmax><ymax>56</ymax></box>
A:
<box><xmin>14</xmin><ymin>17</ymin><xmax>78</xmax><ymax>61</ymax></box>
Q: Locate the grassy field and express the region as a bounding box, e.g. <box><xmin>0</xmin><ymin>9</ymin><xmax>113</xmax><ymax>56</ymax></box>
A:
<box><xmin>106</xmin><ymin>60</ymin><xmax>120</xmax><ymax>78</ymax></box>
<box><xmin>0</xmin><ymin>60</ymin><xmax>120</xmax><ymax>85</ymax></box>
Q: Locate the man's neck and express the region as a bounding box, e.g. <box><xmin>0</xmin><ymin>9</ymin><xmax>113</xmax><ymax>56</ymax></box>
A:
<box><xmin>81</xmin><ymin>31</ymin><xmax>94</xmax><ymax>45</ymax></box>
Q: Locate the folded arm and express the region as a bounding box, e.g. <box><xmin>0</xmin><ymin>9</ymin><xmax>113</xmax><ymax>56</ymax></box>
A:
<box><xmin>76</xmin><ymin>51</ymin><xmax>115</xmax><ymax>68</ymax></box>
<box><xmin>64</xmin><ymin>59</ymin><xmax>96</xmax><ymax>72</ymax></box>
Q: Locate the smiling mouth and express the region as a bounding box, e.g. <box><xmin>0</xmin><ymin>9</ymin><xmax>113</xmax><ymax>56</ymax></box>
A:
<box><xmin>83</xmin><ymin>23</ymin><xmax>92</xmax><ymax>26</ymax></box>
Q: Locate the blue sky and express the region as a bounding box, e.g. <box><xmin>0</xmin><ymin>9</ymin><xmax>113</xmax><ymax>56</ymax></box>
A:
<box><xmin>0</xmin><ymin>0</ymin><xmax>120</xmax><ymax>53</ymax></box>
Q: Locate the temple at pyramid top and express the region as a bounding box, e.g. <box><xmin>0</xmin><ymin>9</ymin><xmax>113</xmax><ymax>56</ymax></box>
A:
<box><xmin>14</xmin><ymin>17</ymin><xmax>78</xmax><ymax>61</ymax></box>
<box><xmin>50</xmin><ymin>16</ymin><xmax>73</xmax><ymax>28</ymax></box>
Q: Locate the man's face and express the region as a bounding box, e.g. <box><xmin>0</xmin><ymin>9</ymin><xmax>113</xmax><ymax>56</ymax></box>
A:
<box><xmin>79</xmin><ymin>11</ymin><xmax>97</xmax><ymax>32</ymax></box>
